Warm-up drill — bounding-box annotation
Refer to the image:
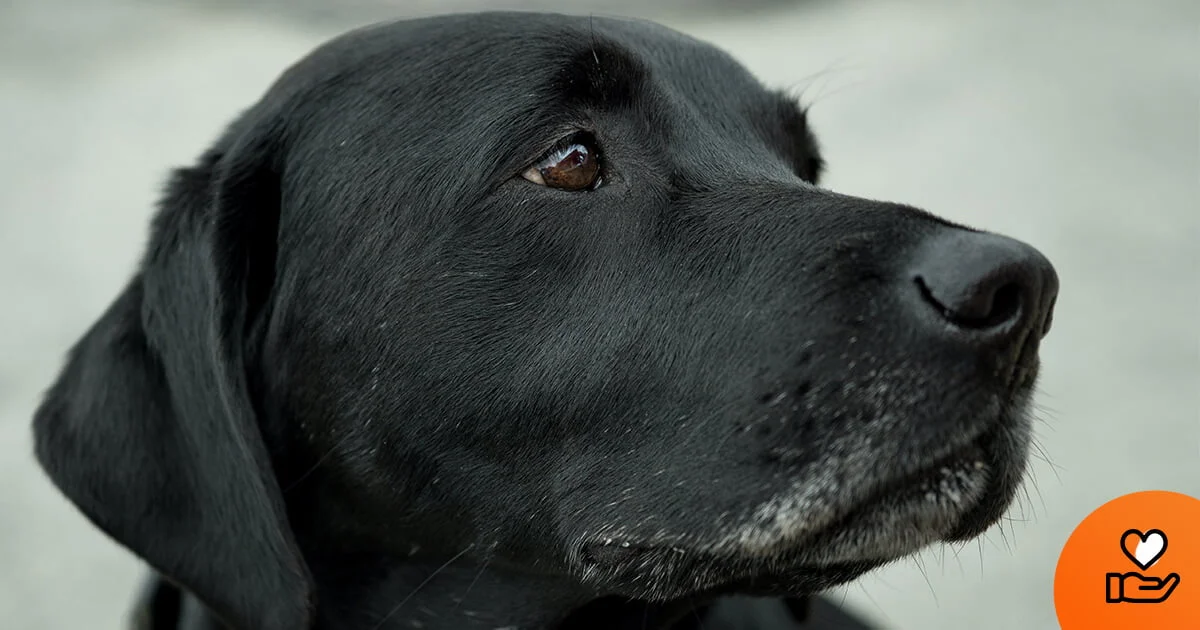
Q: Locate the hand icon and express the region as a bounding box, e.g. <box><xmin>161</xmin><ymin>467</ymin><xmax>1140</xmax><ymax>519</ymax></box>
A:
<box><xmin>1106</xmin><ymin>572</ymin><xmax>1181</xmax><ymax>604</ymax></box>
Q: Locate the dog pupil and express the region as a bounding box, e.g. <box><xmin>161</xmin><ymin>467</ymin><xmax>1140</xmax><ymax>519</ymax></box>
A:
<box><xmin>542</xmin><ymin>144</ymin><xmax>597</xmax><ymax>190</ymax></box>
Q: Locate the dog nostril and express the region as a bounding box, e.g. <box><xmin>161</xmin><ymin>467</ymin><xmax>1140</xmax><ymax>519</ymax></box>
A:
<box><xmin>916</xmin><ymin>276</ymin><xmax>1023</xmax><ymax>330</ymax></box>
<box><xmin>910</xmin><ymin>230</ymin><xmax>1058</xmax><ymax>347</ymax></box>
<box><xmin>987</xmin><ymin>282</ymin><xmax>1022</xmax><ymax>327</ymax></box>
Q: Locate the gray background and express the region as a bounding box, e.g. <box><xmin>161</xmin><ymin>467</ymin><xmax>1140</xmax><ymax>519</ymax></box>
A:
<box><xmin>2</xmin><ymin>0</ymin><xmax>1197</xmax><ymax>628</ymax></box>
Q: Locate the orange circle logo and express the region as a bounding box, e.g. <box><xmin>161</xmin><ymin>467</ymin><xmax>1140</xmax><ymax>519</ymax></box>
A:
<box><xmin>1054</xmin><ymin>490</ymin><xmax>1200</xmax><ymax>629</ymax></box>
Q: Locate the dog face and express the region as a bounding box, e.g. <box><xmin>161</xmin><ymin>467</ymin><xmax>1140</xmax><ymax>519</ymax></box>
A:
<box><xmin>34</xmin><ymin>12</ymin><xmax>1057</xmax><ymax>630</ymax></box>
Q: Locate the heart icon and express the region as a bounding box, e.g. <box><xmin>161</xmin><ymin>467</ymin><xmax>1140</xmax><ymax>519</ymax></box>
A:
<box><xmin>1121</xmin><ymin>529</ymin><xmax>1168</xmax><ymax>570</ymax></box>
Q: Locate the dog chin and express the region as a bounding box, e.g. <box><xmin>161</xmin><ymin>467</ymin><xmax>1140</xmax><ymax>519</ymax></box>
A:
<box><xmin>572</xmin><ymin>404</ymin><xmax>1032</xmax><ymax>602</ymax></box>
<box><xmin>729</xmin><ymin>390</ymin><xmax>1036</xmax><ymax>568</ymax></box>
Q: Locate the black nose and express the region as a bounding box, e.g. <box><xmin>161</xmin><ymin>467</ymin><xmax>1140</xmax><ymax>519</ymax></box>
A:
<box><xmin>910</xmin><ymin>230</ymin><xmax>1058</xmax><ymax>347</ymax></box>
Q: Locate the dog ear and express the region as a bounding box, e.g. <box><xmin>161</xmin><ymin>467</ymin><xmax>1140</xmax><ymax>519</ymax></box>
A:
<box><xmin>32</xmin><ymin>113</ymin><xmax>313</xmax><ymax>630</ymax></box>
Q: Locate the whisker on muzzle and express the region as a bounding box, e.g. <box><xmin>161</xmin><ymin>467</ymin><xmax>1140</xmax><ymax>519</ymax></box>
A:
<box><xmin>370</xmin><ymin>544</ymin><xmax>475</xmax><ymax>630</ymax></box>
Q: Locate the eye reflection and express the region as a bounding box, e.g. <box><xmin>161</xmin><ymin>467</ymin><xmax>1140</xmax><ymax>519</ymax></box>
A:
<box><xmin>521</xmin><ymin>135</ymin><xmax>602</xmax><ymax>191</ymax></box>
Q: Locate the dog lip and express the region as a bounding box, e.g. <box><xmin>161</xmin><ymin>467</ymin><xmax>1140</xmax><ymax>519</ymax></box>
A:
<box><xmin>574</xmin><ymin>438</ymin><xmax>993</xmax><ymax>570</ymax></box>
<box><xmin>840</xmin><ymin>440</ymin><xmax>991</xmax><ymax>523</ymax></box>
<box><xmin>745</xmin><ymin>438</ymin><xmax>995</xmax><ymax>571</ymax></box>
<box><xmin>571</xmin><ymin>395</ymin><xmax>1030</xmax><ymax>599</ymax></box>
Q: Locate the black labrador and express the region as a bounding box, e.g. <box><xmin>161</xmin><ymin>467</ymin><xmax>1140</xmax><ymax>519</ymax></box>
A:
<box><xmin>32</xmin><ymin>12</ymin><xmax>1058</xmax><ymax>630</ymax></box>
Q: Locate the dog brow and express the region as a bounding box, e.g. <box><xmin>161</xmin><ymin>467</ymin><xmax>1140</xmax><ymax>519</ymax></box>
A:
<box><xmin>550</xmin><ymin>41</ymin><xmax>647</xmax><ymax>111</ymax></box>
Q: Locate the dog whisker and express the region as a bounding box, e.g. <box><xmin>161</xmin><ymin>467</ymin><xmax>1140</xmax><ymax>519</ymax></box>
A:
<box><xmin>808</xmin><ymin>78</ymin><xmax>872</xmax><ymax>110</ymax></box>
<box><xmin>282</xmin><ymin>447</ymin><xmax>338</xmax><ymax>493</ymax></box>
<box><xmin>1029</xmin><ymin>437</ymin><xmax>1065</xmax><ymax>481</ymax></box>
<box><xmin>912</xmin><ymin>553</ymin><xmax>938</xmax><ymax>606</ymax></box>
<box><xmin>370</xmin><ymin>544</ymin><xmax>475</xmax><ymax>630</ymax></box>
<box><xmin>996</xmin><ymin>518</ymin><xmax>1013</xmax><ymax>554</ymax></box>
<box><xmin>452</xmin><ymin>543</ymin><xmax>496</xmax><ymax>616</ymax></box>
<box><xmin>1032</xmin><ymin>399</ymin><xmax>1061</xmax><ymax>417</ymax></box>
<box><xmin>1030</xmin><ymin>473</ymin><xmax>1050</xmax><ymax>516</ymax></box>
<box><xmin>977</xmin><ymin>538</ymin><xmax>986</xmax><ymax>579</ymax></box>
<box><xmin>784</xmin><ymin>56</ymin><xmax>863</xmax><ymax>105</ymax></box>
<box><xmin>946</xmin><ymin>542</ymin><xmax>966</xmax><ymax>577</ymax></box>
<box><xmin>1019</xmin><ymin>477</ymin><xmax>1042</xmax><ymax>522</ymax></box>
<box><xmin>854</xmin><ymin>580</ymin><xmax>893</xmax><ymax>625</ymax></box>
<box><xmin>282</xmin><ymin>423</ymin><xmax>374</xmax><ymax>493</ymax></box>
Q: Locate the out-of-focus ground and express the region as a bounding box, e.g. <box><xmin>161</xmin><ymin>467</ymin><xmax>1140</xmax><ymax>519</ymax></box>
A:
<box><xmin>2</xmin><ymin>0</ymin><xmax>1197</xmax><ymax>628</ymax></box>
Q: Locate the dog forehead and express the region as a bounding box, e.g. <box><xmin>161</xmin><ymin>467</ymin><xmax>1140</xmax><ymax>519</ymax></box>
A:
<box><xmin>265</xmin><ymin>12</ymin><xmax>763</xmax><ymax>114</ymax></box>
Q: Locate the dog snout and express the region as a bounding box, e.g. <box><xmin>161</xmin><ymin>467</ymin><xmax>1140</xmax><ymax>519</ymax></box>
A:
<box><xmin>910</xmin><ymin>230</ymin><xmax>1059</xmax><ymax>348</ymax></box>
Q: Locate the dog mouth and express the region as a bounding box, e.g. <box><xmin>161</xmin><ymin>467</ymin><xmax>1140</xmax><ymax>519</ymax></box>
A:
<box><xmin>778</xmin><ymin>435</ymin><xmax>994</xmax><ymax>565</ymax></box>
<box><xmin>580</xmin><ymin>436</ymin><xmax>989</xmax><ymax>559</ymax></box>
<box><xmin>570</xmin><ymin>409</ymin><xmax>1024</xmax><ymax>601</ymax></box>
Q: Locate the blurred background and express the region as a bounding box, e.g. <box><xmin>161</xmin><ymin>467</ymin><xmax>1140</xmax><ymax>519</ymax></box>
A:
<box><xmin>1</xmin><ymin>0</ymin><xmax>1197</xmax><ymax>628</ymax></box>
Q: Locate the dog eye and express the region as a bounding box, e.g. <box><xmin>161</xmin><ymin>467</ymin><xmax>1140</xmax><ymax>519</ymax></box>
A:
<box><xmin>521</xmin><ymin>133</ymin><xmax>602</xmax><ymax>191</ymax></box>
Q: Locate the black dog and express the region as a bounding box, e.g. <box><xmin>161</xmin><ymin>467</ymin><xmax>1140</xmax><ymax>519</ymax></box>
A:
<box><xmin>32</xmin><ymin>12</ymin><xmax>1058</xmax><ymax>630</ymax></box>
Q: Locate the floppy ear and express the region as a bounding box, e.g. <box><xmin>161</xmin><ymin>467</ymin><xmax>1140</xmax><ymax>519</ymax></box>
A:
<box><xmin>32</xmin><ymin>114</ymin><xmax>313</xmax><ymax>630</ymax></box>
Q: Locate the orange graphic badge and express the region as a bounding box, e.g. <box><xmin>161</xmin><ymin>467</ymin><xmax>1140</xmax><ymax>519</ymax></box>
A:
<box><xmin>1055</xmin><ymin>490</ymin><xmax>1199</xmax><ymax>629</ymax></box>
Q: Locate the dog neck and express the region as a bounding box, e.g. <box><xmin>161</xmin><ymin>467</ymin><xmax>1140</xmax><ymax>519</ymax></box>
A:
<box><xmin>303</xmin><ymin>553</ymin><xmax>707</xmax><ymax>630</ymax></box>
<box><xmin>133</xmin><ymin>557</ymin><xmax>815</xmax><ymax>629</ymax></box>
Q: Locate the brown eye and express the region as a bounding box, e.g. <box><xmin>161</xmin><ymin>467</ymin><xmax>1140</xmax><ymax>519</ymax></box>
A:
<box><xmin>521</xmin><ymin>134</ymin><xmax>602</xmax><ymax>191</ymax></box>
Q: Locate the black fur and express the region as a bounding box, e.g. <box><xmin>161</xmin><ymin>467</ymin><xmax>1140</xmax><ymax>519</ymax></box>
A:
<box><xmin>33</xmin><ymin>12</ymin><xmax>1056</xmax><ymax>630</ymax></box>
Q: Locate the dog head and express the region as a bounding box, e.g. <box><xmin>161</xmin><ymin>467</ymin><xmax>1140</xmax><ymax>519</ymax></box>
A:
<box><xmin>34</xmin><ymin>12</ymin><xmax>1057</xmax><ymax>629</ymax></box>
